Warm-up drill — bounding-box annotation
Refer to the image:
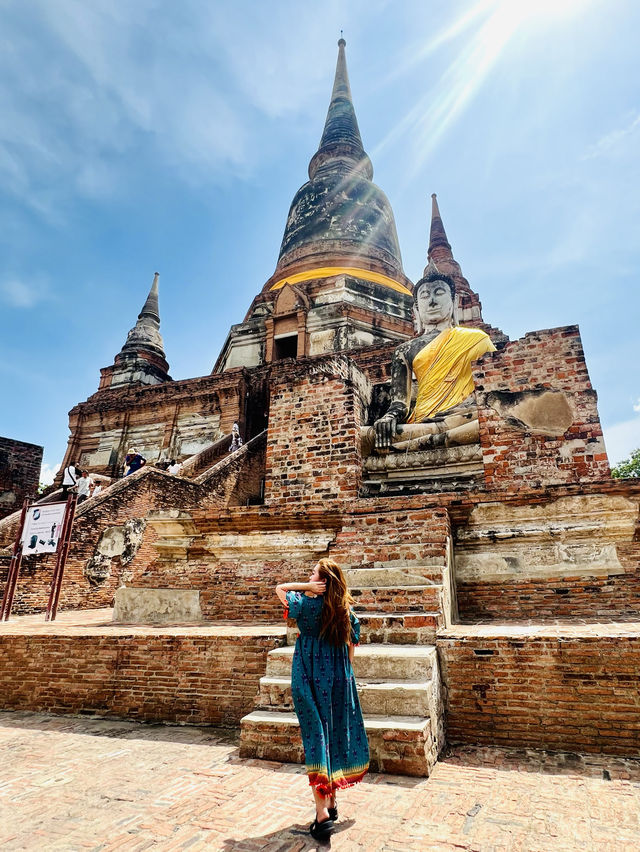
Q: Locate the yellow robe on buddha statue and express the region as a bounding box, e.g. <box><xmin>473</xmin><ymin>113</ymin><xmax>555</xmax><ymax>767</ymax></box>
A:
<box><xmin>408</xmin><ymin>326</ymin><xmax>495</xmax><ymax>423</ymax></box>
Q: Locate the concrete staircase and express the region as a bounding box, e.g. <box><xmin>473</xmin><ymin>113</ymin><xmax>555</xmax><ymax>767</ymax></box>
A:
<box><xmin>240</xmin><ymin>562</ymin><xmax>447</xmax><ymax>777</ymax></box>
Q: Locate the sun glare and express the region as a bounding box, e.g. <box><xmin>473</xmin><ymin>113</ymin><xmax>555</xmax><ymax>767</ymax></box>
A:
<box><xmin>511</xmin><ymin>0</ymin><xmax>592</xmax><ymax>23</ymax></box>
<box><xmin>375</xmin><ymin>0</ymin><xmax>594</xmax><ymax>181</ymax></box>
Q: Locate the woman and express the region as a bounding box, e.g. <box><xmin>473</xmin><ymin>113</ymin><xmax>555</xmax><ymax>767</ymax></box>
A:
<box><xmin>276</xmin><ymin>558</ymin><xmax>369</xmax><ymax>841</ymax></box>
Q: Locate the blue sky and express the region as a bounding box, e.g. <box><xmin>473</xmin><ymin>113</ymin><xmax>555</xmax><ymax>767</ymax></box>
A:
<box><xmin>1</xmin><ymin>0</ymin><xmax>638</xmax><ymax>482</ymax></box>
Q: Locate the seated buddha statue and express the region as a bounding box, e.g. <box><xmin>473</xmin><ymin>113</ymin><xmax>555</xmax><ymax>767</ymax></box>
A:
<box><xmin>371</xmin><ymin>261</ymin><xmax>495</xmax><ymax>453</ymax></box>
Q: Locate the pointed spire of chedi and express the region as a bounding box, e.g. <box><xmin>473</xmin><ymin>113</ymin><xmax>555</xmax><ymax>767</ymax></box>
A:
<box><xmin>264</xmin><ymin>39</ymin><xmax>411</xmax><ymax>295</ymax></box>
<box><xmin>307</xmin><ymin>38</ymin><xmax>373</xmax><ymax>182</ymax></box>
<box><xmin>425</xmin><ymin>194</ymin><xmax>469</xmax><ymax>294</ymax></box>
<box><xmin>137</xmin><ymin>270</ymin><xmax>161</xmax><ymax>324</ymax></box>
<box><xmin>101</xmin><ymin>272</ymin><xmax>171</xmax><ymax>389</ymax></box>
<box><xmin>428</xmin><ymin>193</ymin><xmax>452</xmax><ymax>261</ymax></box>
<box><xmin>120</xmin><ymin>272</ymin><xmax>166</xmax><ymax>359</ymax></box>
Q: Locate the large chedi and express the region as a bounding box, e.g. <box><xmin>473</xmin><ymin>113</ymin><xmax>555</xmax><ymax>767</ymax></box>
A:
<box><xmin>267</xmin><ymin>38</ymin><xmax>405</xmax><ymax>290</ymax></box>
<box><xmin>215</xmin><ymin>39</ymin><xmax>414</xmax><ymax>372</ymax></box>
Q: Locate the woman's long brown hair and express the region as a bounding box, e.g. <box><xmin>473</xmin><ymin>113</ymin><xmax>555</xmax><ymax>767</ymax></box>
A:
<box><xmin>317</xmin><ymin>558</ymin><xmax>354</xmax><ymax>646</ymax></box>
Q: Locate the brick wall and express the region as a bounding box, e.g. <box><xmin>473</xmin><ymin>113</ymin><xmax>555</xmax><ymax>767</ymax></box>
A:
<box><xmin>0</xmin><ymin>436</ymin><xmax>43</xmax><ymax>520</ymax></box>
<box><xmin>123</xmin><ymin>555</ymin><xmax>309</xmax><ymax>622</ymax></box>
<box><xmin>0</xmin><ymin>632</ymin><xmax>282</xmax><ymax>725</ymax></box>
<box><xmin>57</xmin><ymin>367</ymin><xmax>265</xmax><ymax>481</ymax></box>
<box><xmin>114</xmin><ymin>502</ymin><xmax>452</xmax><ymax>623</ymax></box>
<box><xmin>473</xmin><ymin>326</ymin><xmax>610</xmax><ymax>489</ymax></box>
<box><xmin>457</xmin><ymin>567</ymin><xmax>640</xmax><ymax>622</ymax></box>
<box><xmin>331</xmin><ymin>507</ymin><xmax>450</xmax><ymax>568</ymax></box>
<box><xmin>439</xmin><ymin>630</ymin><xmax>640</xmax><ymax>756</ymax></box>
<box><xmin>0</xmin><ymin>470</ymin><xmax>202</xmax><ymax>615</ymax></box>
<box><xmin>196</xmin><ymin>431</ymin><xmax>266</xmax><ymax>507</ymax></box>
<box><xmin>264</xmin><ymin>355</ymin><xmax>369</xmax><ymax>507</ymax></box>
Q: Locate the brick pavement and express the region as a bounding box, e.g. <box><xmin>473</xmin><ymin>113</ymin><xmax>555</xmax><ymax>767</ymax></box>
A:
<box><xmin>1</xmin><ymin>712</ymin><xmax>639</xmax><ymax>851</ymax></box>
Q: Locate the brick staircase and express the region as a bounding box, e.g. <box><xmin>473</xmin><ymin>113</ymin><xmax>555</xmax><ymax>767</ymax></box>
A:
<box><xmin>239</xmin><ymin>562</ymin><xmax>447</xmax><ymax>776</ymax></box>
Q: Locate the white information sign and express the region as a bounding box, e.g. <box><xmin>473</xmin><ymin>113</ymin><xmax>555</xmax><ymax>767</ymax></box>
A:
<box><xmin>21</xmin><ymin>503</ymin><xmax>68</xmax><ymax>555</ymax></box>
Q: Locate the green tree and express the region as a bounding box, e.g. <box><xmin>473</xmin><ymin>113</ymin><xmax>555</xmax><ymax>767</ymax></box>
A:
<box><xmin>611</xmin><ymin>448</ymin><xmax>640</xmax><ymax>479</ymax></box>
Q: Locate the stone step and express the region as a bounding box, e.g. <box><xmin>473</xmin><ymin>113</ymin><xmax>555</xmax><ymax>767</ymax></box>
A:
<box><xmin>265</xmin><ymin>644</ymin><xmax>436</xmax><ymax>681</ymax></box>
<box><xmin>239</xmin><ymin>710</ymin><xmax>437</xmax><ymax>777</ymax></box>
<box><xmin>345</xmin><ymin>567</ymin><xmax>443</xmax><ymax>588</ymax></box>
<box><xmin>350</xmin><ymin>584</ymin><xmax>442</xmax><ymax>613</ymax></box>
<box><xmin>258</xmin><ymin>675</ymin><xmax>432</xmax><ymax>717</ymax></box>
<box><xmin>286</xmin><ymin>612</ymin><xmax>439</xmax><ymax>646</ymax></box>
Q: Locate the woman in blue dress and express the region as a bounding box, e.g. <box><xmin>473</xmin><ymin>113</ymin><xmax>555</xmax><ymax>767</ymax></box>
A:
<box><xmin>276</xmin><ymin>558</ymin><xmax>369</xmax><ymax>841</ymax></box>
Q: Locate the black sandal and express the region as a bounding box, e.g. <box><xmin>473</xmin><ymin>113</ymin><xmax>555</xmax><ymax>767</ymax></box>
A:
<box><xmin>310</xmin><ymin>817</ymin><xmax>335</xmax><ymax>840</ymax></box>
<box><xmin>328</xmin><ymin>805</ymin><xmax>338</xmax><ymax>821</ymax></box>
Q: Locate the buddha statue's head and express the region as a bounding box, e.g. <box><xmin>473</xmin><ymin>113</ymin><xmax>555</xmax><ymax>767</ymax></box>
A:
<box><xmin>413</xmin><ymin>261</ymin><xmax>456</xmax><ymax>332</ymax></box>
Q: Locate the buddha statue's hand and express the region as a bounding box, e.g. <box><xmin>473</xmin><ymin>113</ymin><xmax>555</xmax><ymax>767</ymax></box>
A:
<box><xmin>374</xmin><ymin>413</ymin><xmax>398</xmax><ymax>451</ymax></box>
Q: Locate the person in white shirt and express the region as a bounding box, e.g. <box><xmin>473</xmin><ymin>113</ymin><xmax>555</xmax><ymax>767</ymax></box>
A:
<box><xmin>91</xmin><ymin>483</ymin><xmax>103</xmax><ymax>498</ymax></box>
<box><xmin>167</xmin><ymin>459</ymin><xmax>182</xmax><ymax>476</ymax></box>
<box><xmin>76</xmin><ymin>470</ymin><xmax>93</xmax><ymax>504</ymax></box>
<box><xmin>230</xmin><ymin>423</ymin><xmax>243</xmax><ymax>453</ymax></box>
<box><xmin>62</xmin><ymin>461</ymin><xmax>78</xmax><ymax>497</ymax></box>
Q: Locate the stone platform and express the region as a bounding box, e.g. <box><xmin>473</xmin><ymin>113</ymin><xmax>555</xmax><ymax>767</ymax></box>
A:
<box><xmin>0</xmin><ymin>608</ymin><xmax>286</xmax><ymax>726</ymax></box>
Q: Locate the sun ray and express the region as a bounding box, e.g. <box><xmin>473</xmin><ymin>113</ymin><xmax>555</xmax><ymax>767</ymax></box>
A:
<box><xmin>374</xmin><ymin>0</ymin><xmax>593</xmax><ymax>186</ymax></box>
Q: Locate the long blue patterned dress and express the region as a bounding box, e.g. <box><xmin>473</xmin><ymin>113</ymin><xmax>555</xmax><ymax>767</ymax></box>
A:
<box><xmin>285</xmin><ymin>591</ymin><xmax>369</xmax><ymax>795</ymax></box>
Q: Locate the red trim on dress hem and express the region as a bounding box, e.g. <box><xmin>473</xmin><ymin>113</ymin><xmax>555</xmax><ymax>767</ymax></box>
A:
<box><xmin>307</xmin><ymin>768</ymin><xmax>368</xmax><ymax>796</ymax></box>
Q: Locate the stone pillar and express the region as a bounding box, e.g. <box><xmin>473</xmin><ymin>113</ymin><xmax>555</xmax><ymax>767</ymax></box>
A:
<box><xmin>264</xmin><ymin>354</ymin><xmax>370</xmax><ymax>507</ymax></box>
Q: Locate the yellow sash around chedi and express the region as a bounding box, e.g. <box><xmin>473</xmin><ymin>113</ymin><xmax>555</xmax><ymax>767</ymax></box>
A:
<box><xmin>408</xmin><ymin>327</ymin><xmax>496</xmax><ymax>423</ymax></box>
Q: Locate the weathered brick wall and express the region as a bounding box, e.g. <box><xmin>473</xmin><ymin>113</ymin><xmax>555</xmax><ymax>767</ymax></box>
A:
<box><xmin>438</xmin><ymin>631</ymin><xmax>640</xmax><ymax>756</ymax></box>
<box><xmin>57</xmin><ymin>367</ymin><xmax>263</xmax><ymax>482</ymax></box>
<box><xmin>123</xmin><ymin>555</ymin><xmax>308</xmax><ymax>622</ymax></box>
<box><xmin>0</xmin><ymin>632</ymin><xmax>281</xmax><ymax>725</ymax></box>
<box><xmin>196</xmin><ymin>431</ymin><xmax>266</xmax><ymax>507</ymax></box>
<box><xmin>457</xmin><ymin>567</ymin><xmax>640</xmax><ymax>622</ymax></box>
<box><xmin>120</xmin><ymin>503</ymin><xmax>452</xmax><ymax>623</ymax></box>
<box><xmin>265</xmin><ymin>355</ymin><xmax>370</xmax><ymax>507</ymax></box>
<box><xmin>0</xmin><ymin>470</ymin><xmax>202</xmax><ymax>615</ymax></box>
<box><xmin>331</xmin><ymin>506</ymin><xmax>450</xmax><ymax>568</ymax></box>
<box><xmin>453</xmin><ymin>490</ymin><xmax>640</xmax><ymax>621</ymax></box>
<box><xmin>0</xmin><ymin>437</ymin><xmax>43</xmax><ymax>520</ymax></box>
<box><xmin>473</xmin><ymin>326</ymin><xmax>610</xmax><ymax>488</ymax></box>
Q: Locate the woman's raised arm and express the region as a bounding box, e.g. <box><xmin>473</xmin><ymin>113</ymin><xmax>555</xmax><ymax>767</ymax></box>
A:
<box><xmin>276</xmin><ymin>581</ymin><xmax>326</xmax><ymax>605</ymax></box>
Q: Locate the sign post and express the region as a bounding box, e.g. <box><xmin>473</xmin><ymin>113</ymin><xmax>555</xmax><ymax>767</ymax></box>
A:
<box><xmin>0</xmin><ymin>497</ymin><xmax>77</xmax><ymax>622</ymax></box>
<box><xmin>0</xmin><ymin>499</ymin><xmax>31</xmax><ymax>621</ymax></box>
<box><xmin>45</xmin><ymin>494</ymin><xmax>77</xmax><ymax>622</ymax></box>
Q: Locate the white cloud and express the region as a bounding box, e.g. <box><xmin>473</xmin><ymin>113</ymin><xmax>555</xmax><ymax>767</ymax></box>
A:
<box><xmin>0</xmin><ymin>0</ymin><xmax>367</xmax><ymax>212</ymax></box>
<box><xmin>582</xmin><ymin>112</ymin><xmax>640</xmax><ymax>161</ymax></box>
<box><xmin>0</xmin><ymin>278</ymin><xmax>49</xmax><ymax>308</ymax></box>
<box><xmin>40</xmin><ymin>462</ymin><xmax>61</xmax><ymax>486</ymax></box>
<box><xmin>634</xmin><ymin>398</ymin><xmax>640</xmax><ymax>413</ymax></box>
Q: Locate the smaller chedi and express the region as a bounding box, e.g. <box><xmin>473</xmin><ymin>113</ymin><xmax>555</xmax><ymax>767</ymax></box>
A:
<box><xmin>365</xmin><ymin>259</ymin><xmax>495</xmax><ymax>455</ymax></box>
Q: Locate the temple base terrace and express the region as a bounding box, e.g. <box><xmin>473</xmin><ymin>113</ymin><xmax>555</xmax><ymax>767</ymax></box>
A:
<box><xmin>1</xmin><ymin>608</ymin><xmax>639</xmax><ymax>764</ymax></box>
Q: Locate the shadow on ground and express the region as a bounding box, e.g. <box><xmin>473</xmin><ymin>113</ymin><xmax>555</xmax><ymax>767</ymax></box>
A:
<box><xmin>220</xmin><ymin>818</ymin><xmax>357</xmax><ymax>851</ymax></box>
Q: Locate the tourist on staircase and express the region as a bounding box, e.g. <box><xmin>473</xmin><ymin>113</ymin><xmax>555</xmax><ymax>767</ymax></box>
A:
<box><xmin>276</xmin><ymin>558</ymin><xmax>369</xmax><ymax>842</ymax></box>
<box><xmin>124</xmin><ymin>448</ymin><xmax>146</xmax><ymax>477</ymax></box>
<box><xmin>61</xmin><ymin>460</ymin><xmax>78</xmax><ymax>497</ymax></box>
<box><xmin>76</xmin><ymin>470</ymin><xmax>93</xmax><ymax>504</ymax></box>
<box><xmin>229</xmin><ymin>422</ymin><xmax>243</xmax><ymax>453</ymax></box>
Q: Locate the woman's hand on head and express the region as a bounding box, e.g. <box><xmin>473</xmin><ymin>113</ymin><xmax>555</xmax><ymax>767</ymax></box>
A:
<box><xmin>308</xmin><ymin>580</ymin><xmax>326</xmax><ymax>596</ymax></box>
